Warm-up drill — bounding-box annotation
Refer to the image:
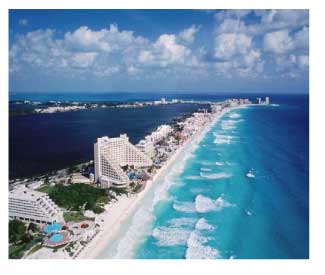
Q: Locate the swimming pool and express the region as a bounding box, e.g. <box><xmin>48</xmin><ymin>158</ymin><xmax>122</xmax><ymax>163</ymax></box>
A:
<box><xmin>49</xmin><ymin>233</ymin><xmax>64</xmax><ymax>242</ymax></box>
<box><xmin>43</xmin><ymin>223</ymin><xmax>62</xmax><ymax>234</ymax></box>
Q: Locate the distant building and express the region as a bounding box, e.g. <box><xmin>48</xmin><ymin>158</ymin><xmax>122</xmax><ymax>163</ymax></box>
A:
<box><xmin>136</xmin><ymin>138</ymin><xmax>155</xmax><ymax>159</ymax></box>
<box><xmin>257</xmin><ymin>97</ymin><xmax>262</xmax><ymax>104</ymax></box>
<box><xmin>265</xmin><ymin>97</ymin><xmax>270</xmax><ymax>104</ymax></box>
<box><xmin>147</xmin><ymin>125</ymin><xmax>173</xmax><ymax>144</ymax></box>
<box><xmin>9</xmin><ymin>186</ymin><xmax>62</xmax><ymax>224</ymax></box>
<box><xmin>94</xmin><ymin>135</ymin><xmax>153</xmax><ymax>188</ymax></box>
<box><xmin>211</xmin><ymin>104</ymin><xmax>222</xmax><ymax>113</ymax></box>
<box><xmin>161</xmin><ymin>98</ymin><xmax>166</xmax><ymax>104</ymax></box>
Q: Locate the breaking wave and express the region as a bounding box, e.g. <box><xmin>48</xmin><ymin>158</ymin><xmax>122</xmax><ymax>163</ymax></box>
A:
<box><xmin>195</xmin><ymin>218</ymin><xmax>215</xmax><ymax>231</ymax></box>
<box><xmin>200</xmin><ymin>172</ymin><xmax>232</xmax><ymax>179</ymax></box>
<box><xmin>195</xmin><ymin>194</ymin><xmax>235</xmax><ymax>213</ymax></box>
<box><xmin>152</xmin><ymin>226</ymin><xmax>191</xmax><ymax>246</ymax></box>
<box><xmin>228</xmin><ymin>113</ymin><xmax>241</xmax><ymax>119</ymax></box>
<box><xmin>185</xmin><ymin>218</ymin><xmax>219</xmax><ymax>259</ymax></box>
<box><xmin>200</xmin><ymin>167</ymin><xmax>212</xmax><ymax>172</ymax></box>
<box><xmin>173</xmin><ymin>200</ymin><xmax>196</xmax><ymax>213</ymax></box>
<box><xmin>213</xmin><ymin>133</ymin><xmax>233</xmax><ymax>144</ymax></box>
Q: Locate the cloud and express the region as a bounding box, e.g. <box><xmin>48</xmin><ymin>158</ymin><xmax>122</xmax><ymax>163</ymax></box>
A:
<box><xmin>9</xmin><ymin>10</ymin><xmax>309</xmax><ymax>82</ymax></box>
<box><xmin>263</xmin><ymin>30</ymin><xmax>294</xmax><ymax>54</ymax></box>
<box><xmin>178</xmin><ymin>25</ymin><xmax>201</xmax><ymax>44</ymax></box>
<box><xmin>18</xmin><ymin>19</ymin><xmax>28</xmax><ymax>26</ymax></box>
<box><xmin>211</xmin><ymin>9</ymin><xmax>308</xmax><ymax>78</ymax></box>
<box><xmin>214</xmin><ymin>33</ymin><xmax>252</xmax><ymax>59</ymax></box>
<box><xmin>263</xmin><ymin>27</ymin><xmax>309</xmax><ymax>54</ymax></box>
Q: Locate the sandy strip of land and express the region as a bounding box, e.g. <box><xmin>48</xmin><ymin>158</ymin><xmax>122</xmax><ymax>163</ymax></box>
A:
<box><xmin>77</xmin><ymin>106</ymin><xmax>240</xmax><ymax>259</ymax></box>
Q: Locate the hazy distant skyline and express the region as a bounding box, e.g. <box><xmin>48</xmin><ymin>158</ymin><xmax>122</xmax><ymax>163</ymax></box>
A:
<box><xmin>9</xmin><ymin>10</ymin><xmax>309</xmax><ymax>94</ymax></box>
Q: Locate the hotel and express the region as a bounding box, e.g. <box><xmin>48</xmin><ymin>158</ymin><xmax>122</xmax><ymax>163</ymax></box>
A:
<box><xmin>9</xmin><ymin>186</ymin><xmax>62</xmax><ymax>224</ymax></box>
<box><xmin>94</xmin><ymin>134</ymin><xmax>153</xmax><ymax>188</ymax></box>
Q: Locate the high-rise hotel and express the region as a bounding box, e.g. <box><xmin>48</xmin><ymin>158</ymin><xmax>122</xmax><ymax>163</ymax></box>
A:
<box><xmin>94</xmin><ymin>134</ymin><xmax>153</xmax><ymax>188</ymax></box>
<box><xmin>9</xmin><ymin>186</ymin><xmax>62</xmax><ymax>224</ymax></box>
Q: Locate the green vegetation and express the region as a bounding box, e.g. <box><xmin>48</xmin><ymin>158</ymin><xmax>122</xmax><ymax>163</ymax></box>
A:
<box><xmin>36</xmin><ymin>184</ymin><xmax>53</xmax><ymax>194</ymax></box>
<box><xmin>26</xmin><ymin>243</ymin><xmax>42</xmax><ymax>256</ymax></box>
<box><xmin>9</xmin><ymin>243</ymin><xmax>27</xmax><ymax>259</ymax></box>
<box><xmin>110</xmin><ymin>186</ymin><xmax>129</xmax><ymax>196</ymax></box>
<box><xmin>38</xmin><ymin>183</ymin><xmax>109</xmax><ymax>213</ymax></box>
<box><xmin>8</xmin><ymin>220</ymin><xmax>43</xmax><ymax>259</ymax></box>
<box><xmin>63</xmin><ymin>211</ymin><xmax>94</xmax><ymax>222</ymax></box>
<box><xmin>9</xmin><ymin>219</ymin><xmax>27</xmax><ymax>245</ymax></box>
<box><xmin>28</xmin><ymin>222</ymin><xmax>38</xmax><ymax>233</ymax></box>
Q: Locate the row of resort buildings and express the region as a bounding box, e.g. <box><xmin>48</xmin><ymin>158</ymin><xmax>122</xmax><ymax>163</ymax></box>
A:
<box><xmin>9</xmin><ymin>97</ymin><xmax>269</xmax><ymax>225</ymax></box>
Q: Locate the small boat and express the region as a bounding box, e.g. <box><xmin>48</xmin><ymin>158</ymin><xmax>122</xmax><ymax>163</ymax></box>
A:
<box><xmin>245</xmin><ymin>209</ymin><xmax>253</xmax><ymax>216</ymax></box>
<box><xmin>246</xmin><ymin>170</ymin><xmax>255</xmax><ymax>178</ymax></box>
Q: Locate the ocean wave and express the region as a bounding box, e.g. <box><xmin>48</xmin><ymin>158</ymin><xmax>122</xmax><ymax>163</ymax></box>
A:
<box><xmin>152</xmin><ymin>226</ymin><xmax>191</xmax><ymax>246</ymax></box>
<box><xmin>221</xmin><ymin>120</ymin><xmax>237</xmax><ymax>130</ymax></box>
<box><xmin>215</xmin><ymin>161</ymin><xmax>223</xmax><ymax>166</ymax></box>
<box><xmin>200</xmin><ymin>172</ymin><xmax>231</xmax><ymax>179</ymax></box>
<box><xmin>195</xmin><ymin>195</ymin><xmax>218</xmax><ymax>213</ymax></box>
<box><xmin>195</xmin><ymin>194</ymin><xmax>235</xmax><ymax>213</ymax></box>
<box><xmin>199</xmin><ymin>160</ymin><xmax>215</xmax><ymax>166</ymax></box>
<box><xmin>228</xmin><ymin>113</ymin><xmax>241</xmax><ymax>119</ymax></box>
<box><xmin>185</xmin><ymin>231</ymin><xmax>219</xmax><ymax>259</ymax></box>
<box><xmin>215</xmin><ymin>194</ymin><xmax>235</xmax><ymax>210</ymax></box>
<box><xmin>173</xmin><ymin>201</ymin><xmax>196</xmax><ymax>213</ymax></box>
<box><xmin>200</xmin><ymin>167</ymin><xmax>212</xmax><ymax>172</ymax></box>
<box><xmin>167</xmin><ymin>217</ymin><xmax>197</xmax><ymax>228</ymax></box>
<box><xmin>195</xmin><ymin>218</ymin><xmax>215</xmax><ymax>231</ymax></box>
<box><xmin>221</xmin><ymin>119</ymin><xmax>244</xmax><ymax>131</ymax></box>
<box><xmin>213</xmin><ymin>133</ymin><xmax>232</xmax><ymax>144</ymax></box>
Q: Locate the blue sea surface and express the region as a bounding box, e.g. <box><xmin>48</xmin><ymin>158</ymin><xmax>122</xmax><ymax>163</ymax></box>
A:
<box><xmin>9</xmin><ymin>103</ymin><xmax>205</xmax><ymax>178</ymax></box>
<box><xmin>114</xmin><ymin>95</ymin><xmax>308</xmax><ymax>259</ymax></box>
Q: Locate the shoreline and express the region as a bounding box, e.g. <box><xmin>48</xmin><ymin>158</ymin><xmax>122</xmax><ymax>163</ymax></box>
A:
<box><xmin>77</xmin><ymin>105</ymin><xmax>241</xmax><ymax>259</ymax></box>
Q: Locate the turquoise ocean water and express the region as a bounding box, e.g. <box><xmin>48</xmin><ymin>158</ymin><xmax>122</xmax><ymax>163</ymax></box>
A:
<box><xmin>100</xmin><ymin>96</ymin><xmax>308</xmax><ymax>259</ymax></box>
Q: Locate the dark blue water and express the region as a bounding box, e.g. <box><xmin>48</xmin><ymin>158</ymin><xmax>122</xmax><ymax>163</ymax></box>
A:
<box><xmin>9</xmin><ymin>103</ymin><xmax>205</xmax><ymax>178</ymax></box>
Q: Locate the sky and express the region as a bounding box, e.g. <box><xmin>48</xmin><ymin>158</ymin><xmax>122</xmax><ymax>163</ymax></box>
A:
<box><xmin>9</xmin><ymin>9</ymin><xmax>309</xmax><ymax>94</ymax></box>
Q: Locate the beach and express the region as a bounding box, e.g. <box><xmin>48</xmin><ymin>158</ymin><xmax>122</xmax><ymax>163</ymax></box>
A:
<box><xmin>77</xmin><ymin>106</ymin><xmax>236</xmax><ymax>259</ymax></box>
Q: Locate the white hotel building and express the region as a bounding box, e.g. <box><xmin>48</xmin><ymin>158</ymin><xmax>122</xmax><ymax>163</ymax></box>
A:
<box><xmin>94</xmin><ymin>134</ymin><xmax>153</xmax><ymax>188</ymax></box>
<box><xmin>9</xmin><ymin>186</ymin><xmax>62</xmax><ymax>224</ymax></box>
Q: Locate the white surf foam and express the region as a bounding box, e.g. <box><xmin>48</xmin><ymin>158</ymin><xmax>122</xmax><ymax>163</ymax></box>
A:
<box><xmin>173</xmin><ymin>201</ymin><xmax>196</xmax><ymax>213</ymax></box>
<box><xmin>228</xmin><ymin>113</ymin><xmax>241</xmax><ymax>119</ymax></box>
<box><xmin>185</xmin><ymin>231</ymin><xmax>219</xmax><ymax>259</ymax></box>
<box><xmin>200</xmin><ymin>167</ymin><xmax>212</xmax><ymax>172</ymax></box>
<box><xmin>167</xmin><ymin>217</ymin><xmax>197</xmax><ymax>228</ymax></box>
<box><xmin>200</xmin><ymin>172</ymin><xmax>231</xmax><ymax>179</ymax></box>
<box><xmin>195</xmin><ymin>218</ymin><xmax>215</xmax><ymax>231</ymax></box>
<box><xmin>215</xmin><ymin>194</ymin><xmax>235</xmax><ymax>210</ymax></box>
<box><xmin>215</xmin><ymin>161</ymin><xmax>224</xmax><ymax>166</ymax></box>
<box><xmin>195</xmin><ymin>194</ymin><xmax>235</xmax><ymax>213</ymax></box>
<box><xmin>195</xmin><ymin>195</ymin><xmax>218</xmax><ymax>213</ymax></box>
<box><xmin>221</xmin><ymin>119</ymin><xmax>244</xmax><ymax>131</ymax></box>
<box><xmin>213</xmin><ymin>133</ymin><xmax>232</xmax><ymax>144</ymax></box>
<box><xmin>152</xmin><ymin>226</ymin><xmax>192</xmax><ymax>246</ymax></box>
